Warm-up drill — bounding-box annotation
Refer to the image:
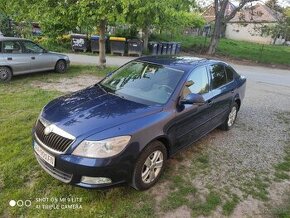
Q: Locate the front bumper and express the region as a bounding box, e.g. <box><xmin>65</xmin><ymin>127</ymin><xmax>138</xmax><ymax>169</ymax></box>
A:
<box><xmin>33</xmin><ymin>138</ymin><xmax>135</xmax><ymax>189</ymax></box>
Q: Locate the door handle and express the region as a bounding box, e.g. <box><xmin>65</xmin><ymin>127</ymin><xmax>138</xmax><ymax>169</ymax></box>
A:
<box><xmin>7</xmin><ymin>57</ymin><xmax>12</xmax><ymax>61</ymax></box>
<box><xmin>31</xmin><ymin>57</ymin><xmax>36</xmax><ymax>60</ymax></box>
<box><xmin>207</xmin><ymin>100</ymin><xmax>213</xmax><ymax>106</ymax></box>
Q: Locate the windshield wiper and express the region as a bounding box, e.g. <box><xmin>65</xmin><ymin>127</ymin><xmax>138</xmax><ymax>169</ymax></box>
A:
<box><xmin>96</xmin><ymin>83</ymin><xmax>108</xmax><ymax>93</ymax></box>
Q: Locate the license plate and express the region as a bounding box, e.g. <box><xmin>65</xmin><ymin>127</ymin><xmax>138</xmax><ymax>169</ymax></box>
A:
<box><xmin>34</xmin><ymin>142</ymin><xmax>55</xmax><ymax>167</ymax></box>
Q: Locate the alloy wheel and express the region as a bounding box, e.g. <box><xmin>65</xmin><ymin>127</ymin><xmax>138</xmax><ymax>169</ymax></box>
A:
<box><xmin>141</xmin><ymin>150</ymin><xmax>163</xmax><ymax>184</ymax></box>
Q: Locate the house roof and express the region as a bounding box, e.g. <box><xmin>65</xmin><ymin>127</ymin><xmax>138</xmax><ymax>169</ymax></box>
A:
<box><xmin>202</xmin><ymin>2</ymin><xmax>236</xmax><ymax>23</ymax></box>
<box><xmin>202</xmin><ymin>2</ymin><xmax>281</xmax><ymax>24</ymax></box>
<box><xmin>229</xmin><ymin>3</ymin><xmax>282</xmax><ymax>23</ymax></box>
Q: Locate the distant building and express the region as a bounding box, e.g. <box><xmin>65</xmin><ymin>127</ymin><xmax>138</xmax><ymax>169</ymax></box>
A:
<box><xmin>202</xmin><ymin>3</ymin><xmax>285</xmax><ymax>44</ymax></box>
<box><xmin>226</xmin><ymin>3</ymin><xmax>284</xmax><ymax>44</ymax></box>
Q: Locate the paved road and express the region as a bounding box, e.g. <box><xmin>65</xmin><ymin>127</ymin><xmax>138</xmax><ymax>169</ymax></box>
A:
<box><xmin>66</xmin><ymin>53</ymin><xmax>290</xmax><ymax>87</ymax></box>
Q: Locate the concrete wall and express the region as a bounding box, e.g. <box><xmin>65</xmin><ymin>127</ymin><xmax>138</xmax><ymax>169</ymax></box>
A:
<box><xmin>225</xmin><ymin>22</ymin><xmax>274</xmax><ymax>44</ymax></box>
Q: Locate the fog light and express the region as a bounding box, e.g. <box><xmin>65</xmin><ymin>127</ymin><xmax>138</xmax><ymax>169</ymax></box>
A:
<box><xmin>81</xmin><ymin>176</ymin><xmax>112</xmax><ymax>185</ymax></box>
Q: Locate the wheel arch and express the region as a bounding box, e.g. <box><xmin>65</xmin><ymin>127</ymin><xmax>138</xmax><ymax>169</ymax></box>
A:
<box><xmin>0</xmin><ymin>65</ymin><xmax>13</xmax><ymax>75</ymax></box>
<box><xmin>141</xmin><ymin>136</ymin><xmax>171</xmax><ymax>160</ymax></box>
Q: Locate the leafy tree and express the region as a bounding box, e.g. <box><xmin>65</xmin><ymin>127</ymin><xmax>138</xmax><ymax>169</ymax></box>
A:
<box><xmin>259</xmin><ymin>7</ymin><xmax>290</xmax><ymax>43</ymax></box>
<box><xmin>207</xmin><ymin>0</ymin><xmax>257</xmax><ymax>55</ymax></box>
<box><xmin>0</xmin><ymin>12</ymin><xmax>13</xmax><ymax>36</ymax></box>
<box><xmin>122</xmin><ymin>0</ymin><xmax>204</xmax><ymax>50</ymax></box>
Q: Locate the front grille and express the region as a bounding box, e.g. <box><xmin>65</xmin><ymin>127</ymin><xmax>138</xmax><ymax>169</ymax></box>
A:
<box><xmin>35</xmin><ymin>153</ymin><xmax>72</xmax><ymax>183</ymax></box>
<box><xmin>35</xmin><ymin>120</ymin><xmax>74</xmax><ymax>153</ymax></box>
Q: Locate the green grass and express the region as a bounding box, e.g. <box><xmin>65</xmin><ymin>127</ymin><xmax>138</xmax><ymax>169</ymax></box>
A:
<box><xmin>191</xmin><ymin>192</ymin><xmax>221</xmax><ymax>217</ymax></box>
<box><xmin>162</xmin><ymin>175</ymin><xmax>197</xmax><ymax>210</ymax></box>
<box><xmin>222</xmin><ymin>194</ymin><xmax>239</xmax><ymax>216</ymax></box>
<box><xmin>0</xmin><ymin>66</ymin><xmax>157</xmax><ymax>217</ymax></box>
<box><xmin>274</xmin><ymin>112</ymin><xmax>290</xmax><ymax>182</ymax></box>
<box><xmin>151</xmin><ymin>34</ymin><xmax>290</xmax><ymax>66</ymax></box>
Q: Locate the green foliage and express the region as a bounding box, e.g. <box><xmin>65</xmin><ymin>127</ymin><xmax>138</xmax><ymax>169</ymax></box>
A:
<box><xmin>122</xmin><ymin>0</ymin><xmax>204</xmax><ymax>32</ymax></box>
<box><xmin>0</xmin><ymin>12</ymin><xmax>13</xmax><ymax>36</ymax></box>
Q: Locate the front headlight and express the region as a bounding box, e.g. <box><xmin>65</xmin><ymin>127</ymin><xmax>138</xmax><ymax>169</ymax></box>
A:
<box><xmin>72</xmin><ymin>136</ymin><xmax>131</xmax><ymax>158</ymax></box>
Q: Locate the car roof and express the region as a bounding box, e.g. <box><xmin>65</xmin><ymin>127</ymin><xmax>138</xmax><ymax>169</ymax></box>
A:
<box><xmin>0</xmin><ymin>37</ymin><xmax>29</xmax><ymax>41</ymax></box>
<box><xmin>136</xmin><ymin>56</ymin><xmax>220</xmax><ymax>73</ymax></box>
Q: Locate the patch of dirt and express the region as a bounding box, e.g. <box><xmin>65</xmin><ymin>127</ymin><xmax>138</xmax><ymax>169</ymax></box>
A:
<box><xmin>230</xmin><ymin>196</ymin><xmax>266</xmax><ymax>218</ymax></box>
<box><xmin>31</xmin><ymin>75</ymin><xmax>102</xmax><ymax>93</ymax></box>
<box><xmin>161</xmin><ymin>205</ymin><xmax>191</xmax><ymax>218</ymax></box>
<box><xmin>267</xmin><ymin>180</ymin><xmax>290</xmax><ymax>208</ymax></box>
<box><xmin>150</xmin><ymin>181</ymin><xmax>171</xmax><ymax>206</ymax></box>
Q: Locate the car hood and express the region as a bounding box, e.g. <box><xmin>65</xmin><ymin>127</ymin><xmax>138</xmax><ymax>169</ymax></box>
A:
<box><xmin>41</xmin><ymin>85</ymin><xmax>162</xmax><ymax>137</ymax></box>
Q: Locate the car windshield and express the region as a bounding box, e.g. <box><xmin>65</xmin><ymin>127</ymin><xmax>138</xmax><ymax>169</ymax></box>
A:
<box><xmin>100</xmin><ymin>61</ymin><xmax>184</xmax><ymax>105</ymax></box>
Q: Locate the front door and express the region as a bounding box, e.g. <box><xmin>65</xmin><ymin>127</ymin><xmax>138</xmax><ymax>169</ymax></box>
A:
<box><xmin>173</xmin><ymin>65</ymin><xmax>216</xmax><ymax>152</ymax></box>
<box><xmin>21</xmin><ymin>40</ymin><xmax>53</xmax><ymax>72</ymax></box>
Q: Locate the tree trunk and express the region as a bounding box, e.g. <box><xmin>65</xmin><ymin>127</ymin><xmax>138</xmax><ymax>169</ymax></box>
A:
<box><xmin>99</xmin><ymin>20</ymin><xmax>106</xmax><ymax>68</ymax></box>
<box><xmin>207</xmin><ymin>15</ymin><xmax>223</xmax><ymax>55</ymax></box>
<box><xmin>221</xmin><ymin>22</ymin><xmax>227</xmax><ymax>37</ymax></box>
<box><xmin>142</xmin><ymin>26</ymin><xmax>150</xmax><ymax>52</ymax></box>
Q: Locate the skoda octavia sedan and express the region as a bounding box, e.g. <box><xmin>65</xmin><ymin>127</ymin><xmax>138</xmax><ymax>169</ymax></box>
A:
<box><xmin>0</xmin><ymin>37</ymin><xmax>70</xmax><ymax>82</ymax></box>
<box><xmin>32</xmin><ymin>56</ymin><xmax>246</xmax><ymax>190</ymax></box>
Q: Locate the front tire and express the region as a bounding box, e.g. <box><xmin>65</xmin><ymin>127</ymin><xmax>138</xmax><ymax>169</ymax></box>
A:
<box><xmin>55</xmin><ymin>60</ymin><xmax>67</xmax><ymax>73</ymax></box>
<box><xmin>0</xmin><ymin>67</ymin><xmax>12</xmax><ymax>83</ymax></box>
<box><xmin>132</xmin><ymin>141</ymin><xmax>167</xmax><ymax>190</ymax></box>
<box><xmin>220</xmin><ymin>102</ymin><xmax>238</xmax><ymax>131</ymax></box>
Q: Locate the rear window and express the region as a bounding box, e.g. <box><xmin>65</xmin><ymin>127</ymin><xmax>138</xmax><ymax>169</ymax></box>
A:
<box><xmin>225</xmin><ymin>66</ymin><xmax>235</xmax><ymax>81</ymax></box>
<box><xmin>2</xmin><ymin>41</ymin><xmax>22</xmax><ymax>54</ymax></box>
<box><xmin>210</xmin><ymin>64</ymin><xmax>227</xmax><ymax>89</ymax></box>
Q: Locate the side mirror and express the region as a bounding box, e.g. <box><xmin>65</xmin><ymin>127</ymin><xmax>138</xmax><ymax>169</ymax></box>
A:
<box><xmin>42</xmin><ymin>49</ymin><xmax>48</xmax><ymax>53</ymax></box>
<box><xmin>180</xmin><ymin>93</ymin><xmax>205</xmax><ymax>105</ymax></box>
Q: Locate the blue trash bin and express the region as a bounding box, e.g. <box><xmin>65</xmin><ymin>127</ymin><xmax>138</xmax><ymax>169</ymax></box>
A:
<box><xmin>148</xmin><ymin>42</ymin><xmax>158</xmax><ymax>55</ymax></box>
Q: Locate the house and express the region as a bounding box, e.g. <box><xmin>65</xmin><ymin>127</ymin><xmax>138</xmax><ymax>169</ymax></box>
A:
<box><xmin>225</xmin><ymin>3</ymin><xmax>284</xmax><ymax>44</ymax></box>
<box><xmin>202</xmin><ymin>3</ymin><xmax>284</xmax><ymax>44</ymax></box>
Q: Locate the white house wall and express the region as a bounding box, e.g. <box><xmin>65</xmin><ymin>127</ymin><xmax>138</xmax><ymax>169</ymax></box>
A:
<box><xmin>225</xmin><ymin>23</ymin><xmax>274</xmax><ymax>44</ymax></box>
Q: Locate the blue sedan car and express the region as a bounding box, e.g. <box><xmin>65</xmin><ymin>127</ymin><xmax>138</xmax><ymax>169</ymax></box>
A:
<box><xmin>33</xmin><ymin>56</ymin><xmax>246</xmax><ymax>190</ymax></box>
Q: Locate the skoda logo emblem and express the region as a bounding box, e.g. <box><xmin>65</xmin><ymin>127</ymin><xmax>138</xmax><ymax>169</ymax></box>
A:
<box><xmin>44</xmin><ymin>125</ymin><xmax>54</xmax><ymax>135</ymax></box>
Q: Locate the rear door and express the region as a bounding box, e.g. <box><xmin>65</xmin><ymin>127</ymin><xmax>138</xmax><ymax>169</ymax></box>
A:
<box><xmin>2</xmin><ymin>40</ymin><xmax>31</xmax><ymax>75</ymax></box>
<box><xmin>208</xmin><ymin>63</ymin><xmax>235</xmax><ymax>126</ymax></box>
<box><xmin>21</xmin><ymin>40</ymin><xmax>54</xmax><ymax>72</ymax></box>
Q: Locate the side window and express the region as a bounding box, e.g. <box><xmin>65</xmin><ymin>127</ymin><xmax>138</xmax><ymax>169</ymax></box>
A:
<box><xmin>225</xmin><ymin>66</ymin><xmax>234</xmax><ymax>82</ymax></box>
<box><xmin>210</xmin><ymin>64</ymin><xmax>227</xmax><ymax>89</ymax></box>
<box><xmin>22</xmin><ymin>41</ymin><xmax>44</xmax><ymax>53</ymax></box>
<box><xmin>2</xmin><ymin>41</ymin><xmax>22</xmax><ymax>54</ymax></box>
<box><xmin>182</xmin><ymin>66</ymin><xmax>209</xmax><ymax>98</ymax></box>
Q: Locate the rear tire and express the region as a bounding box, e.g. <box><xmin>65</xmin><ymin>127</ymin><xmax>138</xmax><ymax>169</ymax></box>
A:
<box><xmin>0</xmin><ymin>67</ymin><xmax>12</xmax><ymax>82</ymax></box>
<box><xmin>219</xmin><ymin>102</ymin><xmax>238</xmax><ymax>131</ymax></box>
<box><xmin>132</xmin><ymin>141</ymin><xmax>167</xmax><ymax>190</ymax></box>
<box><xmin>55</xmin><ymin>60</ymin><xmax>67</xmax><ymax>73</ymax></box>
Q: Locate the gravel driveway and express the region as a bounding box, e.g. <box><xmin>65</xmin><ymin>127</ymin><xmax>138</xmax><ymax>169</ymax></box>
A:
<box><xmin>32</xmin><ymin>59</ymin><xmax>290</xmax><ymax>217</ymax></box>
